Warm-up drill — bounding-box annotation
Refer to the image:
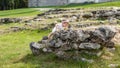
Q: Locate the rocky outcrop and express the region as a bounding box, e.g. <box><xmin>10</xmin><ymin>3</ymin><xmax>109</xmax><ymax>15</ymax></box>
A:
<box><xmin>29</xmin><ymin>26</ymin><xmax>116</xmax><ymax>60</ymax></box>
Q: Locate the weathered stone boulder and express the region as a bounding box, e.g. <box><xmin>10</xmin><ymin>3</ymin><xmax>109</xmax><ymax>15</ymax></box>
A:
<box><xmin>90</xmin><ymin>26</ymin><xmax>116</xmax><ymax>47</ymax></box>
<box><xmin>29</xmin><ymin>26</ymin><xmax>116</xmax><ymax>60</ymax></box>
<box><xmin>79</xmin><ymin>43</ymin><xmax>101</xmax><ymax>50</ymax></box>
<box><xmin>82</xmin><ymin>13</ymin><xmax>93</xmax><ymax>19</ymax></box>
<box><xmin>77</xmin><ymin>30</ymin><xmax>90</xmax><ymax>41</ymax></box>
<box><xmin>102</xmin><ymin>12</ymin><xmax>114</xmax><ymax>18</ymax></box>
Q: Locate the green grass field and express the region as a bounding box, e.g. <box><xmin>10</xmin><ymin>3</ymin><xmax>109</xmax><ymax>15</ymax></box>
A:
<box><xmin>0</xmin><ymin>30</ymin><xmax>120</xmax><ymax>68</ymax></box>
<box><xmin>0</xmin><ymin>8</ymin><xmax>41</xmax><ymax>18</ymax></box>
<box><xmin>0</xmin><ymin>23</ymin><xmax>25</xmax><ymax>30</ymax></box>
<box><xmin>0</xmin><ymin>1</ymin><xmax>120</xmax><ymax>68</ymax></box>
<box><xmin>0</xmin><ymin>2</ymin><xmax>120</xmax><ymax>18</ymax></box>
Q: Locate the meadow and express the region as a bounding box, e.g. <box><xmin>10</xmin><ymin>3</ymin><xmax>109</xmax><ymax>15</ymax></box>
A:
<box><xmin>0</xmin><ymin>1</ymin><xmax>120</xmax><ymax>68</ymax></box>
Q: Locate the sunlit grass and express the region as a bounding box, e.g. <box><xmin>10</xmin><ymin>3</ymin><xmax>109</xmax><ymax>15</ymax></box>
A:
<box><xmin>0</xmin><ymin>8</ymin><xmax>41</xmax><ymax>18</ymax></box>
<box><xmin>0</xmin><ymin>29</ymin><xmax>120</xmax><ymax>68</ymax></box>
<box><xmin>0</xmin><ymin>1</ymin><xmax>120</xmax><ymax>68</ymax></box>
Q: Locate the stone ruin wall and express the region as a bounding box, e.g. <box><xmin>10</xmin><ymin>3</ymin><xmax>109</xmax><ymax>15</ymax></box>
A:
<box><xmin>28</xmin><ymin>0</ymin><xmax>68</xmax><ymax>7</ymax></box>
<box><xmin>28</xmin><ymin>0</ymin><xmax>113</xmax><ymax>7</ymax></box>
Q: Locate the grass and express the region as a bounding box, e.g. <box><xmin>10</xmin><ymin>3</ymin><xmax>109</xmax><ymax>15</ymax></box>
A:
<box><xmin>0</xmin><ymin>2</ymin><xmax>120</xmax><ymax>18</ymax></box>
<box><xmin>0</xmin><ymin>1</ymin><xmax>120</xmax><ymax>68</ymax></box>
<box><xmin>0</xmin><ymin>30</ymin><xmax>120</xmax><ymax>68</ymax></box>
<box><xmin>0</xmin><ymin>30</ymin><xmax>50</xmax><ymax>68</ymax></box>
<box><xmin>0</xmin><ymin>23</ymin><xmax>25</xmax><ymax>30</ymax></box>
<box><xmin>0</xmin><ymin>1</ymin><xmax>120</xmax><ymax>18</ymax></box>
<box><xmin>38</xmin><ymin>1</ymin><xmax>120</xmax><ymax>8</ymax></box>
<box><xmin>0</xmin><ymin>8</ymin><xmax>41</xmax><ymax>18</ymax></box>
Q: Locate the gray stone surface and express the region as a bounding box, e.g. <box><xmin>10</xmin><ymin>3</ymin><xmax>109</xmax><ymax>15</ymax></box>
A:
<box><xmin>30</xmin><ymin>26</ymin><xmax>116</xmax><ymax>59</ymax></box>
<box><xmin>77</xmin><ymin>30</ymin><xmax>90</xmax><ymax>41</ymax></box>
<box><xmin>28</xmin><ymin>0</ymin><xmax>68</xmax><ymax>7</ymax></box>
<box><xmin>0</xmin><ymin>18</ymin><xmax>22</xmax><ymax>24</ymax></box>
<box><xmin>79</xmin><ymin>43</ymin><xmax>101</xmax><ymax>50</ymax></box>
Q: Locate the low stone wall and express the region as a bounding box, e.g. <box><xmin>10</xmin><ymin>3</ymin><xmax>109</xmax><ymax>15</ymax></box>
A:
<box><xmin>28</xmin><ymin>0</ymin><xmax>68</xmax><ymax>7</ymax></box>
<box><xmin>30</xmin><ymin>26</ymin><xmax>116</xmax><ymax>61</ymax></box>
<box><xmin>0</xmin><ymin>18</ymin><xmax>22</xmax><ymax>24</ymax></box>
<box><xmin>36</xmin><ymin>9</ymin><xmax>120</xmax><ymax>20</ymax></box>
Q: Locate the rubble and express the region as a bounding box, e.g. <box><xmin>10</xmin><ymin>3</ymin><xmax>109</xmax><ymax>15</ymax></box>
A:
<box><xmin>29</xmin><ymin>26</ymin><xmax>116</xmax><ymax>60</ymax></box>
<box><xmin>33</xmin><ymin>8</ymin><xmax>120</xmax><ymax>22</ymax></box>
<box><xmin>18</xmin><ymin>8</ymin><xmax>120</xmax><ymax>35</ymax></box>
<box><xmin>10</xmin><ymin>26</ymin><xmax>26</xmax><ymax>32</ymax></box>
<box><xmin>79</xmin><ymin>43</ymin><xmax>101</xmax><ymax>50</ymax></box>
<box><xmin>0</xmin><ymin>18</ymin><xmax>22</xmax><ymax>24</ymax></box>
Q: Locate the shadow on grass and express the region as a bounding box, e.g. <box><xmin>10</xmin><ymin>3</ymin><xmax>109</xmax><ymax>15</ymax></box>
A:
<box><xmin>13</xmin><ymin>53</ymin><xmax>90</xmax><ymax>68</ymax></box>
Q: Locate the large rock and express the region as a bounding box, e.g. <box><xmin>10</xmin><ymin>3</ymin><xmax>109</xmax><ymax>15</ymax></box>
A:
<box><xmin>77</xmin><ymin>30</ymin><xmax>90</xmax><ymax>41</ymax></box>
<box><xmin>90</xmin><ymin>26</ymin><xmax>116</xmax><ymax>47</ymax></box>
<box><xmin>79</xmin><ymin>43</ymin><xmax>101</xmax><ymax>50</ymax></box>
<box><xmin>82</xmin><ymin>13</ymin><xmax>93</xmax><ymax>19</ymax></box>
<box><xmin>29</xmin><ymin>26</ymin><xmax>116</xmax><ymax>59</ymax></box>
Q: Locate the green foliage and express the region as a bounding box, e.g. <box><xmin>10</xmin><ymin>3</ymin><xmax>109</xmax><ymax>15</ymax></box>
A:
<box><xmin>0</xmin><ymin>0</ymin><xmax>28</xmax><ymax>10</ymax></box>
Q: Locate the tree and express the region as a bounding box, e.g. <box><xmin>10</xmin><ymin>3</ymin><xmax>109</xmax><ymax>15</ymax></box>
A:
<box><xmin>0</xmin><ymin>0</ymin><xmax>28</xmax><ymax>10</ymax></box>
